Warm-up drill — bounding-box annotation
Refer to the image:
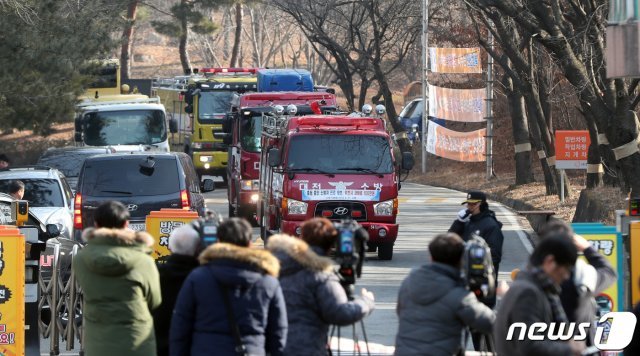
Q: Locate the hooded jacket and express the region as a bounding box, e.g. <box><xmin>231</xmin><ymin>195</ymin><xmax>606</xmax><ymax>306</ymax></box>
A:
<box><xmin>170</xmin><ymin>243</ymin><xmax>287</xmax><ymax>356</ymax></box>
<box><xmin>449</xmin><ymin>209</ymin><xmax>504</xmax><ymax>267</ymax></box>
<box><xmin>73</xmin><ymin>227</ymin><xmax>162</xmax><ymax>356</ymax></box>
<box><xmin>395</xmin><ymin>262</ymin><xmax>494</xmax><ymax>356</ymax></box>
<box><xmin>266</xmin><ymin>234</ymin><xmax>374</xmax><ymax>356</ymax></box>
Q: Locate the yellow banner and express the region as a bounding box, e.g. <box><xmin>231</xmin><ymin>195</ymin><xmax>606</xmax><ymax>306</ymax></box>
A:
<box><xmin>145</xmin><ymin>210</ymin><xmax>199</xmax><ymax>261</ymax></box>
<box><xmin>582</xmin><ymin>233</ymin><xmax>620</xmax><ymax>313</ymax></box>
<box><xmin>429</xmin><ymin>48</ymin><xmax>482</xmax><ymax>73</ymax></box>
<box><xmin>425</xmin><ymin>120</ymin><xmax>486</xmax><ymax>162</ymax></box>
<box><xmin>428</xmin><ymin>84</ymin><xmax>486</xmax><ymax>122</ymax></box>
<box><xmin>0</xmin><ymin>228</ymin><xmax>24</xmax><ymax>356</ymax></box>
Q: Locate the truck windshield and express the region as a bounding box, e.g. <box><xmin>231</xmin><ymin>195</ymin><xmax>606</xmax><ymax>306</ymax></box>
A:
<box><xmin>287</xmin><ymin>135</ymin><xmax>394</xmax><ymax>174</ymax></box>
<box><xmin>82</xmin><ymin>110</ymin><xmax>167</xmax><ymax>146</ymax></box>
<box><xmin>240</xmin><ymin>114</ymin><xmax>262</xmax><ymax>152</ymax></box>
<box><xmin>199</xmin><ymin>91</ymin><xmax>235</xmax><ymax>123</ymax></box>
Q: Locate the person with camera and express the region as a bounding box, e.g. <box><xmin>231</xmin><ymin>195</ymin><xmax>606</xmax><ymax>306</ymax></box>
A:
<box><xmin>266</xmin><ymin>218</ymin><xmax>375</xmax><ymax>356</ymax></box>
<box><xmin>494</xmin><ymin>234</ymin><xmax>586</xmax><ymax>355</ymax></box>
<box><xmin>170</xmin><ymin>218</ymin><xmax>287</xmax><ymax>356</ymax></box>
<box><xmin>153</xmin><ymin>224</ymin><xmax>202</xmax><ymax>356</ymax></box>
<box><xmin>395</xmin><ymin>232</ymin><xmax>495</xmax><ymax>356</ymax></box>
<box><xmin>73</xmin><ymin>201</ymin><xmax>161</xmax><ymax>356</ymax></box>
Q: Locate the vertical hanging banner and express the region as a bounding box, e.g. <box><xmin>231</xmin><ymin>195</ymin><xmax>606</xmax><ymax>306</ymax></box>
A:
<box><xmin>429</xmin><ymin>48</ymin><xmax>483</xmax><ymax>73</ymax></box>
<box><xmin>425</xmin><ymin>120</ymin><xmax>486</xmax><ymax>162</ymax></box>
<box><xmin>428</xmin><ymin>84</ymin><xmax>486</xmax><ymax>122</ymax></box>
<box><xmin>0</xmin><ymin>227</ymin><xmax>24</xmax><ymax>356</ymax></box>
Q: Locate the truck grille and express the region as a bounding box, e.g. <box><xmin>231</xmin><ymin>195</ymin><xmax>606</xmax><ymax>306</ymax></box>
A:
<box><xmin>314</xmin><ymin>201</ymin><xmax>367</xmax><ymax>221</ymax></box>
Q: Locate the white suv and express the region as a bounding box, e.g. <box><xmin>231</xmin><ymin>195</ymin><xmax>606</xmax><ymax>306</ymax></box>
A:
<box><xmin>0</xmin><ymin>166</ymin><xmax>74</xmax><ymax>239</ymax></box>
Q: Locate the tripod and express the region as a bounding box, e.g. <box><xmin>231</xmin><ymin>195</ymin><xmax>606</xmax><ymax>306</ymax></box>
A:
<box><xmin>464</xmin><ymin>328</ymin><xmax>495</xmax><ymax>355</ymax></box>
<box><xmin>329</xmin><ymin>319</ymin><xmax>371</xmax><ymax>356</ymax></box>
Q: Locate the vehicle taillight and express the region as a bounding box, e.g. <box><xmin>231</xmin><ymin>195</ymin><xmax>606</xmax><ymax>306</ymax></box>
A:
<box><xmin>73</xmin><ymin>193</ymin><xmax>82</xmax><ymax>230</ymax></box>
<box><xmin>181</xmin><ymin>190</ymin><xmax>190</xmax><ymax>210</ymax></box>
<box><xmin>351</xmin><ymin>210</ymin><xmax>363</xmax><ymax>218</ymax></box>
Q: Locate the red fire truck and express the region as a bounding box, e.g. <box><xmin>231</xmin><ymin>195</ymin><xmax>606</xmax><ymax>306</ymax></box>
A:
<box><xmin>222</xmin><ymin>92</ymin><xmax>338</xmax><ymax>222</ymax></box>
<box><xmin>257</xmin><ymin>112</ymin><xmax>414</xmax><ymax>260</ymax></box>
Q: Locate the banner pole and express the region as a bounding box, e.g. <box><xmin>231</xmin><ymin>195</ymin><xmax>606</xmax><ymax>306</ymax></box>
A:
<box><xmin>421</xmin><ymin>0</ymin><xmax>429</xmax><ymax>174</ymax></box>
<box><xmin>485</xmin><ymin>30</ymin><xmax>494</xmax><ymax>180</ymax></box>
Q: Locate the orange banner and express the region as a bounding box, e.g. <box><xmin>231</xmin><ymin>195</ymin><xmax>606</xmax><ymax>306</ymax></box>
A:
<box><xmin>428</xmin><ymin>84</ymin><xmax>486</xmax><ymax>122</ymax></box>
<box><xmin>555</xmin><ymin>130</ymin><xmax>590</xmax><ymax>169</ymax></box>
<box><xmin>429</xmin><ymin>48</ymin><xmax>482</xmax><ymax>73</ymax></box>
<box><xmin>425</xmin><ymin>120</ymin><xmax>486</xmax><ymax>162</ymax></box>
<box><xmin>0</xmin><ymin>228</ymin><xmax>24</xmax><ymax>356</ymax></box>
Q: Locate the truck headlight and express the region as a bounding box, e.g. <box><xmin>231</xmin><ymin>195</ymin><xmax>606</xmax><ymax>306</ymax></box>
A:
<box><xmin>286</xmin><ymin>198</ymin><xmax>308</xmax><ymax>215</ymax></box>
<box><xmin>199</xmin><ymin>156</ymin><xmax>213</xmax><ymax>162</ymax></box>
<box><xmin>374</xmin><ymin>199</ymin><xmax>395</xmax><ymax>216</ymax></box>
<box><xmin>241</xmin><ymin>179</ymin><xmax>259</xmax><ymax>191</ymax></box>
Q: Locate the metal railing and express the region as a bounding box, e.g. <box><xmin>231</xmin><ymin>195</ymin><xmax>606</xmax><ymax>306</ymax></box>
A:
<box><xmin>39</xmin><ymin>244</ymin><xmax>84</xmax><ymax>355</ymax></box>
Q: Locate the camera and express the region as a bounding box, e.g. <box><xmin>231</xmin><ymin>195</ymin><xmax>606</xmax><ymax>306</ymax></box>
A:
<box><xmin>462</xmin><ymin>231</ymin><xmax>496</xmax><ymax>304</ymax></box>
<box><xmin>191</xmin><ymin>210</ymin><xmax>223</xmax><ymax>249</ymax></box>
<box><xmin>333</xmin><ymin>219</ymin><xmax>368</xmax><ymax>297</ymax></box>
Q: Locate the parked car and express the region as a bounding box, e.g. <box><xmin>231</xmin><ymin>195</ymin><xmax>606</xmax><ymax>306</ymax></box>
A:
<box><xmin>73</xmin><ymin>152</ymin><xmax>214</xmax><ymax>240</ymax></box>
<box><xmin>37</xmin><ymin>146</ymin><xmax>117</xmax><ymax>191</ymax></box>
<box><xmin>0</xmin><ymin>166</ymin><xmax>74</xmax><ymax>239</ymax></box>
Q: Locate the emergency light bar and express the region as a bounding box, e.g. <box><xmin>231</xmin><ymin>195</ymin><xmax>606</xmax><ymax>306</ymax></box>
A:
<box><xmin>200</xmin><ymin>68</ymin><xmax>259</xmax><ymax>74</ymax></box>
<box><xmin>296</xmin><ymin>117</ymin><xmax>380</xmax><ymax>127</ymax></box>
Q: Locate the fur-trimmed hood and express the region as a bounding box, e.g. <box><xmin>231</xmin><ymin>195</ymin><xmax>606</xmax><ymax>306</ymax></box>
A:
<box><xmin>199</xmin><ymin>243</ymin><xmax>280</xmax><ymax>277</ymax></box>
<box><xmin>77</xmin><ymin>227</ymin><xmax>155</xmax><ymax>277</ymax></box>
<box><xmin>82</xmin><ymin>227</ymin><xmax>155</xmax><ymax>247</ymax></box>
<box><xmin>266</xmin><ymin>234</ymin><xmax>334</xmax><ymax>274</ymax></box>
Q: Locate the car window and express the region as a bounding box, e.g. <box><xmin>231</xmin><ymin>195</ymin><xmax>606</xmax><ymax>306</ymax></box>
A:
<box><xmin>81</xmin><ymin>158</ymin><xmax>180</xmax><ymax>197</ymax></box>
<box><xmin>0</xmin><ymin>179</ymin><xmax>64</xmax><ymax>207</ymax></box>
<box><xmin>180</xmin><ymin>155</ymin><xmax>200</xmax><ymax>193</ymax></box>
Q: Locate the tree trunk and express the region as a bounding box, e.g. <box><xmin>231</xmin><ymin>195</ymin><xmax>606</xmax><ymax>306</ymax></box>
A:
<box><xmin>503</xmin><ymin>74</ymin><xmax>534</xmax><ymax>185</ymax></box>
<box><xmin>357</xmin><ymin>77</ymin><xmax>370</xmax><ymax>110</ymax></box>
<box><xmin>229</xmin><ymin>2</ymin><xmax>243</xmax><ymax>67</ymax></box>
<box><xmin>120</xmin><ymin>0</ymin><xmax>138</xmax><ymax>81</ymax></box>
<box><xmin>527</xmin><ymin>101</ymin><xmax>557</xmax><ymax>195</ymax></box>
<box><xmin>223</xmin><ymin>8</ymin><xmax>231</xmax><ymax>60</ymax></box>
<box><xmin>178</xmin><ymin>0</ymin><xmax>191</xmax><ymax>75</ymax></box>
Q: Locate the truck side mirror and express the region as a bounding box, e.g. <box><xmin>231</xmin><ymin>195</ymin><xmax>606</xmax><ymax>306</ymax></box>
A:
<box><xmin>222</xmin><ymin>113</ymin><xmax>234</xmax><ymax>133</ymax></box>
<box><xmin>74</xmin><ymin>132</ymin><xmax>82</xmax><ymax>142</ymax></box>
<box><xmin>401</xmin><ymin>152</ymin><xmax>414</xmax><ymax>171</ymax></box>
<box><xmin>184</xmin><ymin>104</ymin><xmax>193</xmax><ymax>114</ymax></box>
<box><xmin>74</xmin><ymin>117</ymin><xmax>82</xmax><ymax>131</ymax></box>
<box><xmin>268</xmin><ymin>148</ymin><xmax>281</xmax><ymax>167</ymax></box>
<box><xmin>169</xmin><ymin>118</ymin><xmax>178</xmax><ymax>133</ymax></box>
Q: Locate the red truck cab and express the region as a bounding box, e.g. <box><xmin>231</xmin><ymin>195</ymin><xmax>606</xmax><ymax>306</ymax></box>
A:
<box><xmin>224</xmin><ymin>92</ymin><xmax>338</xmax><ymax>222</ymax></box>
<box><xmin>258</xmin><ymin>114</ymin><xmax>413</xmax><ymax>260</ymax></box>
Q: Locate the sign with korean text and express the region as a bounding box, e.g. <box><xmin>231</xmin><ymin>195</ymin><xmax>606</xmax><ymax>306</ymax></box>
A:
<box><xmin>429</xmin><ymin>48</ymin><xmax>482</xmax><ymax>73</ymax></box>
<box><xmin>572</xmin><ymin>224</ymin><xmax>624</xmax><ymax>315</ymax></box>
<box><xmin>426</xmin><ymin>120</ymin><xmax>486</xmax><ymax>162</ymax></box>
<box><xmin>0</xmin><ymin>227</ymin><xmax>24</xmax><ymax>356</ymax></box>
<box><xmin>555</xmin><ymin>130</ymin><xmax>590</xmax><ymax>169</ymax></box>
<box><xmin>428</xmin><ymin>84</ymin><xmax>486</xmax><ymax>122</ymax></box>
<box><xmin>145</xmin><ymin>210</ymin><xmax>198</xmax><ymax>261</ymax></box>
<box><xmin>629</xmin><ymin>222</ymin><xmax>640</xmax><ymax>305</ymax></box>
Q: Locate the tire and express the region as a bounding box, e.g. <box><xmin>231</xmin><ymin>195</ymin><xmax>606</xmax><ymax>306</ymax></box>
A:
<box><xmin>377</xmin><ymin>242</ymin><xmax>393</xmax><ymax>260</ymax></box>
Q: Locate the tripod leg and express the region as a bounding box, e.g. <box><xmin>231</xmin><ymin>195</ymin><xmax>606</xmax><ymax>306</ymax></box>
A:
<box><xmin>352</xmin><ymin>323</ymin><xmax>360</xmax><ymax>356</ymax></box>
<box><xmin>359</xmin><ymin>320</ymin><xmax>371</xmax><ymax>356</ymax></box>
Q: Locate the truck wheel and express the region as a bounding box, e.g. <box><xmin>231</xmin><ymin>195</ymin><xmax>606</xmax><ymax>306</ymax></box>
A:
<box><xmin>377</xmin><ymin>242</ymin><xmax>393</xmax><ymax>260</ymax></box>
<box><xmin>228</xmin><ymin>202</ymin><xmax>236</xmax><ymax>218</ymax></box>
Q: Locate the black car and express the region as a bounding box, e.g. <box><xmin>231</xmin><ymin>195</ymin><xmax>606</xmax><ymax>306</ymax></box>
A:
<box><xmin>73</xmin><ymin>152</ymin><xmax>214</xmax><ymax>241</ymax></box>
<box><xmin>37</xmin><ymin>146</ymin><xmax>116</xmax><ymax>191</ymax></box>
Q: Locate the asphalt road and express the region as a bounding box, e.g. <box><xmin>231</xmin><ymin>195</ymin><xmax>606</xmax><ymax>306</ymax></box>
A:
<box><xmin>40</xmin><ymin>182</ymin><xmax>532</xmax><ymax>355</ymax></box>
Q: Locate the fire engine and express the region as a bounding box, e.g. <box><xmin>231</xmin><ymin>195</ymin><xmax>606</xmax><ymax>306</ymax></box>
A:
<box><xmin>153</xmin><ymin>68</ymin><xmax>259</xmax><ymax>182</ymax></box>
<box><xmin>257</xmin><ymin>111</ymin><xmax>414</xmax><ymax>260</ymax></box>
<box><xmin>219</xmin><ymin>92</ymin><xmax>338</xmax><ymax>222</ymax></box>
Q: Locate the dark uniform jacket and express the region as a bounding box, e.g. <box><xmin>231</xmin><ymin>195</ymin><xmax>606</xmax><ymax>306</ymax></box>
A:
<box><xmin>449</xmin><ymin>209</ymin><xmax>504</xmax><ymax>268</ymax></box>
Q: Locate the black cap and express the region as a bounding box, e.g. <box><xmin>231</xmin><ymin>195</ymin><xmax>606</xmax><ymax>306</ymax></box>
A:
<box><xmin>461</xmin><ymin>191</ymin><xmax>486</xmax><ymax>205</ymax></box>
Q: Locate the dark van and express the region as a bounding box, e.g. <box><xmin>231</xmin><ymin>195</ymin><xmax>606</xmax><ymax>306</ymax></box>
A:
<box><xmin>73</xmin><ymin>152</ymin><xmax>214</xmax><ymax>241</ymax></box>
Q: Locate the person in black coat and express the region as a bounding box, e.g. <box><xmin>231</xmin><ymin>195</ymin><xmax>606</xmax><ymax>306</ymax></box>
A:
<box><xmin>170</xmin><ymin>218</ymin><xmax>287</xmax><ymax>356</ymax></box>
<box><xmin>153</xmin><ymin>224</ymin><xmax>201</xmax><ymax>356</ymax></box>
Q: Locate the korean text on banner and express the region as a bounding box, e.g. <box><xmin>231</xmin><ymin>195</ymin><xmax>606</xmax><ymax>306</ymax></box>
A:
<box><xmin>428</xmin><ymin>84</ymin><xmax>486</xmax><ymax>122</ymax></box>
<box><xmin>0</xmin><ymin>227</ymin><xmax>24</xmax><ymax>356</ymax></box>
<box><xmin>428</xmin><ymin>48</ymin><xmax>482</xmax><ymax>73</ymax></box>
<box><xmin>425</xmin><ymin>120</ymin><xmax>486</xmax><ymax>162</ymax></box>
<box><xmin>145</xmin><ymin>209</ymin><xmax>199</xmax><ymax>261</ymax></box>
<box><xmin>572</xmin><ymin>224</ymin><xmax>624</xmax><ymax>315</ymax></box>
<box><xmin>555</xmin><ymin>130</ymin><xmax>591</xmax><ymax>169</ymax></box>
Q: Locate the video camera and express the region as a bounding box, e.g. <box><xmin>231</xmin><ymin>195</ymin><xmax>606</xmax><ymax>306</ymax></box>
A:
<box><xmin>462</xmin><ymin>231</ymin><xmax>496</xmax><ymax>304</ymax></box>
<box><xmin>190</xmin><ymin>210</ymin><xmax>223</xmax><ymax>250</ymax></box>
<box><xmin>333</xmin><ymin>219</ymin><xmax>368</xmax><ymax>298</ymax></box>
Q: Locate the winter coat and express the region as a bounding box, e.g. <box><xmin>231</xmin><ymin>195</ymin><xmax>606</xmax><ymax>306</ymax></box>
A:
<box><xmin>394</xmin><ymin>262</ymin><xmax>494</xmax><ymax>356</ymax></box>
<box><xmin>170</xmin><ymin>243</ymin><xmax>287</xmax><ymax>356</ymax></box>
<box><xmin>153</xmin><ymin>254</ymin><xmax>199</xmax><ymax>356</ymax></box>
<box><xmin>494</xmin><ymin>270</ymin><xmax>573</xmax><ymax>355</ymax></box>
<box><xmin>449</xmin><ymin>209</ymin><xmax>504</xmax><ymax>267</ymax></box>
<box><xmin>266</xmin><ymin>234</ymin><xmax>374</xmax><ymax>356</ymax></box>
<box><xmin>73</xmin><ymin>227</ymin><xmax>162</xmax><ymax>356</ymax></box>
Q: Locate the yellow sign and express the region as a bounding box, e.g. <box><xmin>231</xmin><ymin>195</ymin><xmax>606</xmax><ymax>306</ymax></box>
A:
<box><xmin>630</xmin><ymin>222</ymin><xmax>640</xmax><ymax>304</ymax></box>
<box><xmin>0</xmin><ymin>227</ymin><xmax>24</xmax><ymax>356</ymax></box>
<box><xmin>581</xmin><ymin>233</ymin><xmax>621</xmax><ymax>313</ymax></box>
<box><xmin>145</xmin><ymin>210</ymin><xmax>199</xmax><ymax>261</ymax></box>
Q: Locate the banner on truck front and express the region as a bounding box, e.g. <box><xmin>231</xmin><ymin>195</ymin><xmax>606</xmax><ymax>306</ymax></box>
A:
<box><xmin>428</xmin><ymin>84</ymin><xmax>486</xmax><ymax>122</ymax></box>
<box><xmin>429</xmin><ymin>48</ymin><xmax>482</xmax><ymax>73</ymax></box>
<box><xmin>425</xmin><ymin>120</ymin><xmax>486</xmax><ymax>162</ymax></box>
